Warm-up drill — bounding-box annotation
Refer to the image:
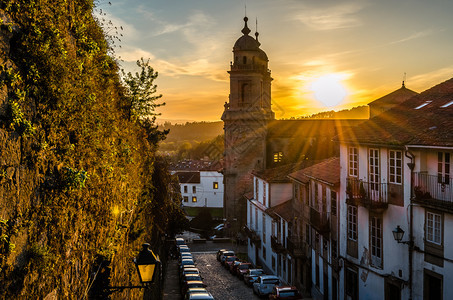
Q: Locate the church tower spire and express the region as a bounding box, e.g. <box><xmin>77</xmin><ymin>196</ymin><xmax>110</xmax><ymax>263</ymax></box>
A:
<box><xmin>221</xmin><ymin>16</ymin><xmax>274</xmax><ymax>224</ymax></box>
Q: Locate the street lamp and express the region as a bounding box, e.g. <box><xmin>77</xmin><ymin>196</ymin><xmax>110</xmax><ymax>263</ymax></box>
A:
<box><xmin>134</xmin><ymin>243</ymin><xmax>161</xmax><ymax>285</ymax></box>
<box><xmin>392</xmin><ymin>225</ymin><xmax>405</xmax><ymax>243</ymax></box>
<box><xmin>104</xmin><ymin>243</ymin><xmax>161</xmax><ymax>294</ymax></box>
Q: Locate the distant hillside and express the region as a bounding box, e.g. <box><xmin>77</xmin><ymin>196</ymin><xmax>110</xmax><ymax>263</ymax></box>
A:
<box><xmin>287</xmin><ymin>105</ymin><xmax>369</xmax><ymax>120</ymax></box>
<box><xmin>160</xmin><ymin>121</ymin><xmax>224</xmax><ymax>143</ymax></box>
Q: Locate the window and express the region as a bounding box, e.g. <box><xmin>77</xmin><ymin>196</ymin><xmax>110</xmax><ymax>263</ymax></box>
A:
<box><xmin>263</xmin><ymin>213</ymin><xmax>266</xmax><ymax>242</ymax></box>
<box><xmin>370</xmin><ymin>215</ymin><xmax>383</xmax><ymax>267</ymax></box>
<box><xmin>389</xmin><ymin>150</ymin><xmax>402</xmax><ymax>184</ymax></box>
<box><xmin>426</xmin><ymin>212</ymin><xmax>442</xmax><ymax>245</ymax></box>
<box><xmin>255</xmin><ymin>178</ymin><xmax>259</xmax><ymax>200</ymax></box>
<box><xmin>438</xmin><ymin>152</ymin><xmax>450</xmax><ymax>184</ymax></box>
<box><xmin>314</xmin><ymin>183</ymin><xmax>319</xmax><ymax>209</ymax></box>
<box><xmin>263</xmin><ymin>182</ymin><xmax>267</xmax><ymax>205</ymax></box>
<box><xmin>183</xmin><ymin>186</ymin><xmax>188</xmax><ymax>193</ymax></box>
<box><xmin>346</xmin><ymin>268</ymin><xmax>358</xmax><ymax>300</ymax></box>
<box><xmin>331</xmin><ymin>191</ymin><xmax>337</xmax><ymax>216</ymax></box>
<box><xmin>322</xmin><ymin>185</ymin><xmax>327</xmax><ymax>213</ymax></box>
<box><xmin>255</xmin><ymin>209</ymin><xmax>258</xmax><ymax>231</ymax></box>
<box><xmin>192</xmin><ymin>186</ymin><xmax>196</xmax><ymax>193</ymax></box>
<box><xmin>348</xmin><ymin>205</ymin><xmax>358</xmax><ymax>241</ymax></box>
<box><xmin>332</xmin><ymin>240</ymin><xmax>337</xmax><ymax>258</ymax></box>
<box><xmin>369</xmin><ymin>148</ymin><xmax>380</xmax><ymax>196</ymax></box>
<box><xmin>192</xmin><ymin>196</ymin><xmax>197</xmax><ymax>202</ymax></box>
<box><xmin>348</xmin><ymin>147</ymin><xmax>358</xmax><ymax>177</ymax></box>
<box><xmin>263</xmin><ymin>246</ymin><xmax>266</xmax><ymax>260</ymax></box>
<box><xmin>213</xmin><ymin>182</ymin><xmax>218</xmax><ymax>189</ymax></box>
<box><xmin>183</xmin><ymin>196</ymin><xmax>188</xmax><ymax>203</ymax></box>
<box><xmin>272</xmin><ymin>256</ymin><xmax>276</xmax><ymax>270</ymax></box>
<box><xmin>273</xmin><ymin>151</ymin><xmax>283</xmax><ymax>163</ymax></box>
<box><xmin>306</xmin><ymin>224</ymin><xmax>310</xmax><ymax>244</ymax></box>
<box><xmin>243</xmin><ymin>56</ymin><xmax>247</xmax><ymax>64</ymax></box>
<box><xmin>250</xmin><ymin>203</ymin><xmax>253</xmax><ymax>226</ymax></box>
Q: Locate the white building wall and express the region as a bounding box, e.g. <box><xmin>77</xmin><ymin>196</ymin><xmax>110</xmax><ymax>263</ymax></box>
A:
<box><xmin>179</xmin><ymin>171</ymin><xmax>224</xmax><ymax>208</ymax></box>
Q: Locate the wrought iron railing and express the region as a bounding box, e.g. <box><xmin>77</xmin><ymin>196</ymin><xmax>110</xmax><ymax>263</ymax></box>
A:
<box><xmin>286</xmin><ymin>236</ymin><xmax>307</xmax><ymax>259</ymax></box>
<box><xmin>271</xmin><ymin>235</ymin><xmax>285</xmax><ymax>253</ymax></box>
<box><xmin>346</xmin><ymin>178</ymin><xmax>389</xmax><ymax>208</ymax></box>
<box><xmin>414</xmin><ymin>173</ymin><xmax>453</xmax><ymax>203</ymax></box>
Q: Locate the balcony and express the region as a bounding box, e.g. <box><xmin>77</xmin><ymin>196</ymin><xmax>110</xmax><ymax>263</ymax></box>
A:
<box><xmin>414</xmin><ymin>173</ymin><xmax>453</xmax><ymax>212</ymax></box>
<box><xmin>286</xmin><ymin>236</ymin><xmax>307</xmax><ymax>260</ymax></box>
<box><xmin>230</xmin><ymin>63</ymin><xmax>270</xmax><ymax>73</ymax></box>
<box><xmin>309</xmin><ymin>207</ymin><xmax>330</xmax><ymax>235</ymax></box>
<box><xmin>346</xmin><ymin>178</ymin><xmax>389</xmax><ymax>211</ymax></box>
<box><xmin>271</xmin><ymin>235</ymin><xmax>286</xmax><ymax>254</ymax></box>
<box><xmin>243</xmin><ymin>224</ymin><xmax>261</xmax><ymax>246</ymax></box>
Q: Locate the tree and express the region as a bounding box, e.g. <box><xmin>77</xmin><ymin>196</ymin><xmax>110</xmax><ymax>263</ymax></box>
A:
<box><xmin>121</xmin><ymin>58</ymin><xmax>165</xmax><ymax>122</ymax></box>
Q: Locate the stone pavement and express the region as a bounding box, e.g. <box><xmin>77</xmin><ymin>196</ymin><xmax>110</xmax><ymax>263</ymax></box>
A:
<box><xmin>162</xmin><ymin>237</ymin><xmax>247</xmax><ymax>300</ymax></box>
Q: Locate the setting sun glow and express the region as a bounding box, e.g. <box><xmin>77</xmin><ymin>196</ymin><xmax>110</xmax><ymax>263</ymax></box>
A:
<box><xmin>310</xmin><ymin>74</ymin><xmax>348</xmax><ymax>107</ymax></box>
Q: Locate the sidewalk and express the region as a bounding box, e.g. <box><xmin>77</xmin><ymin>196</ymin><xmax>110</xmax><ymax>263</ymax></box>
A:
<box><xmin>162</xmin><ymin>258</ymin><xmax>180</xmax><ymax>300</ymax></box>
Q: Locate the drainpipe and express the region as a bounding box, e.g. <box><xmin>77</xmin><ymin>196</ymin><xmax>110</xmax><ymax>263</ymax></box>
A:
<box><xmin>405</xmin><ymin>148</ymin><xmax>415</xmax><ymax>300</ymax></box>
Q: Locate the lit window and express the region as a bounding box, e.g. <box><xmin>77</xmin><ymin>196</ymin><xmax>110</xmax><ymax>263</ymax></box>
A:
<box><xmin>348</xmin><ymin>147</ymin><xmax>358</xmax><ymax>177</ymax></box>
<box><xmin>389</xmin><ymin>150</ymin><xmax>402</xmax><ymax>184</ymax></box>
<box><xmin>192</xmin><ymin>196</ymin><xmax>197</xmax><ymax>203</ymax></box>
<box><xmin>273</xmin><ymin>151</ymin><xmax>283</xmax><ymax>163</ymax></box>
<box><xmin>183</xmin><ymin>196</ymin><xmax>188</xmax><ymax>203</ymax></box>
<box><xmin>426</xmin><ymin>212</ymin><xmax>442</xmax><ymax>245</ymax></box>
<box><xmin>370</xmin><ymin>215</ymin><xmax>382</xmax><ymax>267</ymax></box>
<box><xmin>347</xmin><ymin>205</ymin><xmax>357</xmax><ymax>241</ymax></box>
<box><xmin>213</xmin><ymin>182</ymin><xmax>218</xmax><ymax>189</ymax></box>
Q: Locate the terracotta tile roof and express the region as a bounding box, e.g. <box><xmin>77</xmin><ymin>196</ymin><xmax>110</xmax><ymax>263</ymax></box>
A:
<box><xmin>267</xmin><ymin>119</ymin><xmax>364</xmax><ymax>138</ymax></box>
<box><xmin>368</xmin><ymin>85</ymin><xmax>418</xmax><ymax>107</ymax></box>
<box><xmin>336</xmin><ymin>77</ymin><xmax>453</xmax><ymax>147</ymax></box>
<box><xmin>288</xmin><ymin>157</ymin><xmax>340</xmax><ymax>187</ymax></box>
<box><xmin>252</xmin><ymin>161</ymin><xmax>319</xmax><ymax>183</ymax></box>
<box><xmin>175</xmin><ymin>171</ymin><xmax>200</xmax><ymax>184</ymax></box>
<box><xmin>266</xmin><ymin>199</ymin><xmax>295</xmax><ymax>221</ymax></box>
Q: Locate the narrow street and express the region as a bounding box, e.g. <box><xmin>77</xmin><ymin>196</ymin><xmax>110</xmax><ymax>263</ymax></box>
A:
<box><xmin>163</xmin><ymin>239</ymin><xmax>261</xmax><ymax>300</ymax></box>
<box><xmin>192</xmin><ymin>251</ymin><xmax>261</xmax><ymax>300</ymax></box>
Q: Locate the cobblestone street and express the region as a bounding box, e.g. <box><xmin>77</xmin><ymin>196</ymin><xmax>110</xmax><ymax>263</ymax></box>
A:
<box><xmin>192</xmin><ymin>251</ymin><xmax>261</xmax><ymax>300</ymax></box>
<box><xmin>163</xmin><ymin>238</ymin><xmax>262</xmax><ymax>300</ymax></box>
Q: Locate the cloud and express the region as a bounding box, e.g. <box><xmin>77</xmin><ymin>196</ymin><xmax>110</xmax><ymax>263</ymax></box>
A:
<box><xmin>293</xmin><ymin>2</ymin><xmax>365</xmax><ymax>30</ymax></box>
<box><xmin>389</xmin><ymin>30</ymin><xmax>434</xmax><ymax>45</ymax></box>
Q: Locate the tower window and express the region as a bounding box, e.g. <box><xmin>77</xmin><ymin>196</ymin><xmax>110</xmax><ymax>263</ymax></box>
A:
<box><xmin>240</xmin><ymin>83</ymin><xmax>250</xmax><ymax>105</ymax></box>
<box><xmin>243</xmin><ymin>56</ymin><xmax>247</xmax><ymax>64</ymax></box>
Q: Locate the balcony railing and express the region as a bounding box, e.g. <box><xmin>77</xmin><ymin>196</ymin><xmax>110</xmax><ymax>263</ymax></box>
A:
<box><xmin>230</xmin><ymin>64</ymin><xmax>270</xmax><ymax>73</ymax></box>
<box><xmin>271</xmin><ymin>235</ymin><xmax>286</xmax><ymax>254</ymax></box>
<box><xmin>414</xmin><ymin>173</ymin><xmax>453</xmax><ymax>206</ymax></box>
<box><xmin>286</xmin><ymin>236</ymin><xmax>307</xmax><ymax>259</ymax></box>
<box><xmin>346</xmin><ymin>177</ymin><xmax>388</xmax><ymax>210</ymax></box>
<box><xmin>243</xmin><ymin>224</ymin><xmax>261</xmax><ymax>245</ymax></box>
<box><xmin>309</xmin><ymin>207</ymin><xmax>330</xmax><ymax>234</ymax></box>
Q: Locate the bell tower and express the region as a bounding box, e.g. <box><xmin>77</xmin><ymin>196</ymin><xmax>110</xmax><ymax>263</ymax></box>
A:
<box><xmin>221</xmin><ymin>16</ymin><xmax>274</xmax><ymax>225</ymax></box>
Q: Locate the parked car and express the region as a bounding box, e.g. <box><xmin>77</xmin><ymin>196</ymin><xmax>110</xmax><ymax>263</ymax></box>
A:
<box><xmin>181</xmin><ymin>274</ymin><xmax>204</xmax><ymax>286</ymax></box>
<box><xmin>216</xmin><ymin>249</ymin><xmax>228</xmax><ymax>261</ymax></box>
<box><xmin>180</xmin><ymin>259</ymin><xmax>195</xmax><ymax>270</ymax></box>
<box><xmin>253</xmin><ymin>275</ymin><xmax>280</xmax><ymax>297</ymax></box>
<box><xmin>179</xmin><ymin>252</ymin><xmax>193</xmax><ymax>261</ymax></box>
<box><xmin>224</xmin><ymin>256</ymin><xmax>238</xmax><ymax>270</ymax></box>
<box><xmin>269</xmin><ymin>286</ymin><xmax>303</xmax><ymax>299</ymax></box>
<box><xmin>185</xmin><ymin>287</ymin><xmax>208</xmax><ymax>295</ymax></box>
<box><xmin>220</xmin><ymin>251</ymin><xmax>235</xmax><ymax>265</ymax></box>
<box><xmin>229</xmin><ymin>260</ymin><xmax>242</xmax><ymax>274</ymax></box>
<box><xmin>184</xmin><ymin>292</ymin><xmax>215</xmax><ymax>300</ymax></box>
<box><xmin>244</xmin><ymin>269</ymin><xmax>265</xmax><ymax>286</ymax></box>
<box><xmin>235</xmin><ymin>262</ymin><xmax>252</xmax><ymax>279</ymax></box>
<box><xmin>176</xmin><ymin>237</ymin><xmax>186</xmax><ymax>246</ymax></box>
<box><xmin>181</xmin><ymin>280</ymin><xmax>207</xmax><ymax>296</ymax></box>
<box><xmin>180</xmin><ymin>268</ymin><xmax>200</xmax><ymax>280</ymax></box>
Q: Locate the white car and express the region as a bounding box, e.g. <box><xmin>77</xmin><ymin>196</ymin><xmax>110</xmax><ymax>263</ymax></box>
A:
<box><xmin>252</xmin><ymin>275</ymin><xmax>280</xmax><ymax>297</ymax></box>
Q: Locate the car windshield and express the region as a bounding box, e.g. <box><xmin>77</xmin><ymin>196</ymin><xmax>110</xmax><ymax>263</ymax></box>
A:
<box><xmin>279</xmin><ymin>291</ymin><xmax>298</xmax><ymax>297</ymax></box>
<box><xmin>226</xmin><ymin>257</ymin><xmax>236</xmax><ymax>261</ymax></box>
<box><xmin>250</xmin><ymin>270</ymin><xmax>264</xmax><ymax>275</ymax></box>
<box><xmin>263</xmin><ymin>279</ymin><xmax>279</xmax><ymax>284</ymax></box>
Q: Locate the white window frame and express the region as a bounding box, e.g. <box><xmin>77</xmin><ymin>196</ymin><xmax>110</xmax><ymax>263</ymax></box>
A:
<box><xmin>348</xmin><ymin>146</ymin><xmax>358</xmax><ymax>177</ymax></box>
<box><xmin>389</xmin><ymin>150</ymin><xmax>402</xmax><ymax>184</ymax></box>
<box><xmin>426</xmin><ymin>212</ymin><xmax>442</xmax><ymax>245</ymax></box>
<box><xmin>370</xmin><ymin>215</ymin><xmax>382</xmax><ymax>268</ymax></box>
<box><xmin>347</xmin><ymin>205</ymin><xmax>357</xmax><ymax>241</ymax></box>
<box><xmin>438</xmin><ymin>152</ymin><xmax>451</xmax><ymax>184</ymax></box>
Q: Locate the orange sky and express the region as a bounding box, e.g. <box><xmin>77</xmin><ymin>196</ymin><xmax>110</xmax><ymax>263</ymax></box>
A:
<box><xmin>104</xmin><ymin>0</ymin><xmax>453</xmax><ymax>123</ymax></box>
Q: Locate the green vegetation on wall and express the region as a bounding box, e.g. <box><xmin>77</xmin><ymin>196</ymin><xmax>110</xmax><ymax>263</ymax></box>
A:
<box><xmin>0</xmin><ymin>0</ymin><xmax>186</xmax><ymax>298</ymax></box>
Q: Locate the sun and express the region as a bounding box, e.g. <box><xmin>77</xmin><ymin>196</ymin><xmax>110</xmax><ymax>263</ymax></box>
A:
<box><xmin>310</xmin><ymin>74</ymin><xmax>348</xmax><ymax>107</ymax></box>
